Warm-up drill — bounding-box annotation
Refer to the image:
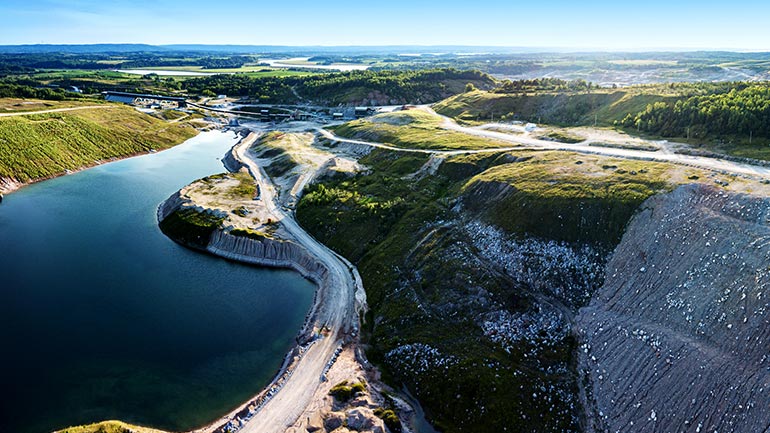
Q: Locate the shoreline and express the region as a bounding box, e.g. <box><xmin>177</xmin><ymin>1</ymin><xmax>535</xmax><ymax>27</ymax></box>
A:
<box><xmin>154</xmin><ymin>132</ymin><xmax>368</xmax><ymax>433</ymax></box>
<box><xmin>157</xmin><ymin>133</ymin><xmax>328</xmax><ymax>433</ymax></box>
<box><xmin>1</xmin><ymin>148</ymin><xmax>174</xmax><ymax>195</ymax></box>
<box><xmin>0</xmin><ymin>128</ymin><xmax>209</xmax><ymax>196</ymax></box>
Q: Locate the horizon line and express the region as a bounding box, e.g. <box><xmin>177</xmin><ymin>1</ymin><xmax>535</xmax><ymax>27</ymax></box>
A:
<box><xmin>1</xmin><ymin>43</ymin><xmax>769</xmax><ymax>54</ymax></box>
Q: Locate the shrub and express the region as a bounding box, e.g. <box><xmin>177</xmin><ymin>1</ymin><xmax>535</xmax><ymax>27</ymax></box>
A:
<box><xmin>329</xmin><ymin>381</ymin><xmax>366</xmax><ymax>402</ymax></box>
<box><xmin>374</xmin><ymin>408</ymin><xmax>402</xmax><ymax>432</ymax></box>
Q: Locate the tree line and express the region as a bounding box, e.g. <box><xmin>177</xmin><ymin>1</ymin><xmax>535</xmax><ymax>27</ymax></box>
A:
<box><xmin>183</xmin><ymin>68</ymin><xmax>494</xmax><ymax>104</ymax></box>
<box><xmin>0</xmin><ymin>83</ymin><xmax>84</xmax><ymax>100</ymax></box>
<box><xmin>619</xmin><ymin>82</ymin><xmax>770</xmax><ymax>139</ymax></box>
<box><xmin>0</xmin><ymin>53</ymin><xmax>255</xmax><ymax>74</ymax></box>
<box><xmin>492</xmin><ymin>78</ymin><xmax>599</xmax><ymax>93</ymax></box>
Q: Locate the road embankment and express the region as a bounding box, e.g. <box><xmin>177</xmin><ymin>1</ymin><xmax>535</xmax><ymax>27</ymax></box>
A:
<box><xmin>155</xmin><ymin>137</ymin><xmax>350</xmax><ymax>433</ymax></box>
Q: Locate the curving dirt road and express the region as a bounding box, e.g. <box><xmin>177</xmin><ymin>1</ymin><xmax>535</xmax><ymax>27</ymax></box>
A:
<box><xmin>317</xmin><ymin>110</ymin><xmax>770</xmax><ymax>181</ymax></box>
<box><xmin>229</xmin><ymin>136</ymin><xmax>362</xmax><ymax>433</ymax></box>
<box><xmin>438</xmin><ymin>115</ymin><xmax>770</xmax><ymax>180</ymax></box>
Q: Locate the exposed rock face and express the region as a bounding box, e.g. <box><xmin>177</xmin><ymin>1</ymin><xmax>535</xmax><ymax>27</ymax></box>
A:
<box><xmin>346</xmin><ymin>407</ymin><xmax>386</xmax><ymax>432</ymax></box>
<box><xmin>157</xmin><ymin>190</ymin><xmax>186</xmax><ymax>221</ymax></box>
<box><xmin>207</xmin><ymin>230</ymin><xmax>328</xmax><ymax>285</ymax></box>
<box><xmin>0</xmin><ymin>177</ymin><xmax>22</xmax><ymax>194</ymax></box>
<box><xmin>324</xmin><ymin>412</ymin><xmax>344</xmax><ymax>431</ymax></box>
<box><xmin>158</xmin><ymin>189</ymin><xmax>328</xmax><ymax>285</ymax></box>
<box><xmin>577</xmin><ymin>184</ymin><xmax>770</xmax><ymax>433</ymax></box>
<box><xmin>222</xmin><ymin>146</ymin><xmax>246</xmax><ymax>172</ymax></box>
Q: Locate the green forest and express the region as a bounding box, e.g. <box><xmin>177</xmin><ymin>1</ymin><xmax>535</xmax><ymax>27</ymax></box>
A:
<box><xmin>619</xmin><ymin>83</ymin><xmax>770</xmax><ymax>139</ymax></box>
<box><xmin>437</xmin><ymin>80</ymin><xmax>770</xmax><ymax>147</ymax></box>
<box><xmin>183</xmin><ymin>68</ymin><xmax>494</xmax><ymax>104</ymax></box>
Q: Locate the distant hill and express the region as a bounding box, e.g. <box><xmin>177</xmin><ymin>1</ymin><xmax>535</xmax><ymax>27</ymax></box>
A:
<box><xmin>162</xmin><ymin>45</ymin><xmax>541</xmax><ymax>54</ymax></box>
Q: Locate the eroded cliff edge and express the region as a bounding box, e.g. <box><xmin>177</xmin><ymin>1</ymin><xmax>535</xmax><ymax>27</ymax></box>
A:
<box><xmin>578</xmin><ymin>184</ymin><xmax>770</xmax><ymax>433</ymax></box>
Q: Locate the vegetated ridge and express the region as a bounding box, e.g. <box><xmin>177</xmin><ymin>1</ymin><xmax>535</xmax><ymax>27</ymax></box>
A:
<box><xmin>183</xmin><ymin>69</ymin><xmax>495</xmax><ymax>105</ymax></box>
<box><xmin>0</xmin><ymin>103</ymin><xmax>197</xmax><ymax>192</ymax></box>
<box><xmin>435</xmin><ymin>80</ymin><xmax>770</xmax><ymax>159</ymax></box>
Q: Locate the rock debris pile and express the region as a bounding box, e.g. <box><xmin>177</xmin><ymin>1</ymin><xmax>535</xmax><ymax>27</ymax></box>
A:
<box><xmin>465</xmin><ymin>221</ymin><xmax>605</xmax><ymax>309</ymax></box>
<box><xmin>578</xmin><ymin>184</ymin><xmax>770</xmax><ymax>433</ymax></box>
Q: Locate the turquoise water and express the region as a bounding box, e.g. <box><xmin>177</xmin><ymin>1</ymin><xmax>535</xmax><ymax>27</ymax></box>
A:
<box><xmin>0</xmin><ymin>131</ymin><xmax>315</xmax><ymax>433</ymax></box>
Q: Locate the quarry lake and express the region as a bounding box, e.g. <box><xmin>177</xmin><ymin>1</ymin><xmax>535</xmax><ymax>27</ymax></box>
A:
<box><xmin>0</xmin><ymin>131</ymin><xmax>315</xmax><ymax>433</ymax></box>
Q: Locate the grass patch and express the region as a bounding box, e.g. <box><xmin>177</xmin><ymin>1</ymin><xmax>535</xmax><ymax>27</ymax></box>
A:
<box><xmin>154</xmin><ymin>109</ymin><xmax>188</xmax><ymax>121</ymax></box>
<box><xmin>329</xmin><ymin>381</ymin><xmax>366</xmax><ymax>402</ymax></box>
<box><xmin>228</xmin><ymin>170</ymin><xmax>258</xmax><ymax>199</ymax></box>
<box><xmin>374</xmin><ymin>408</ymin><xmax>402</xmax><ymax>432</ymax></box>
<box><xmin>56</xmin><ymin>421</ymin><xmax>164</xmax><ymax>433</ymax></box>
<box><xmin>230</xmin><ymin>228</ymin><xmax>271</xmax><ymax>241</ymax></box>
<box><xmin>252</xmin><ymin>132</ymin><xmax>301</xmax><ymax>178</ymax></box>
<box><xmin>0</xmin><ymin>103</ymin><xmax>197</xmax><ymax>183</ymax></box>
<box><xmin>462</xmin><ymin>151</ymin><xmax>676</xmax><ymax>245</ymax></box>
<box><xmin>264</xmin><ymin>155</ymin><xmax>298</xmax><ymax>179</ymax></box>
<box><xmin>725</xmin><ymin>145</ymin><xmax>770</xmax><ymax>161</ymax></box>
<box><xmin>588</xmin><ymin>141</ymin><xmax>660</xmax><ymax>152</ymax></box>
<box><xmin>331</xmin><ymin>110</ymin><xmax>508</xmax><ymax>151</ymax></box>
<box><xmin>539</xmin><ymin>130</ymin><xmax>585</xmax><ymax>143</ymax></box>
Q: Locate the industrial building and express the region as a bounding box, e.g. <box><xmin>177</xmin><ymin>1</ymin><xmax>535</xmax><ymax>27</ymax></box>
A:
<box><xmin>102</xmin><ymin>91</ymin><xmax>187</xmax><ymax>107</ymax></box>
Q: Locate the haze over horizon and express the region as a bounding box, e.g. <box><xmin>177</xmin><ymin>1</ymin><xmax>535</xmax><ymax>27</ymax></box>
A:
<box><xmin>1</xmin><ymin>0</ymin><xmax>769</xmax><ymax>51</ymax></box>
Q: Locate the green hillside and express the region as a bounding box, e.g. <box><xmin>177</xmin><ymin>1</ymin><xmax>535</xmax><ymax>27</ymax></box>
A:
<box><xmin>433</xmin><ymin>88</ymin><xmax>676</xmax><ymax>125</ymax></box>
<box><xmin>434</xmin><ymin>81</ymin><xmax>770</xmax><ymax>158</ymax></box>
<box><xmin>296</xmin><ymin>112</ymin><xmax>744</xmax><ymax>433</ymax></box>
<box><xmin>330</xmin><ymin>109</ymin><xmax>506</xmax><ymax>150</ymax></box>
<box><xmin>0</xmin><ymin>102</ymin><xmax>197</xmax><ymax>184</ymax></box>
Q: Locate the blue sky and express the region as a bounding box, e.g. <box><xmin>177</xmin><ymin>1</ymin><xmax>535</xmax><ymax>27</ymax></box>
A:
<box><xmin>1</xmin><ymin>0</ymin><xmax>768</xmax><ymax>50</ymax></box>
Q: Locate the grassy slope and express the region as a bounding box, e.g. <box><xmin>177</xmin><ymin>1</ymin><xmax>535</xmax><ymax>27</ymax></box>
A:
<box><xmin>331</xmin><ymin>110</ymin><xmax>510</xmax><ymax>150</ymax></box>
<box><xmin>0</xmin><ymin>102</ymin><xmax>197</xmax><ymax>183</ymax></box>
<box><xmin>0</xmin><ymin>98</ymin><xmax>104</xmax><ymax>113</ymax></box>
<box><xmin>159</xmin><ymin>207</ymin><xmax>224</xmax><ymax>249</ymax></box>
<box><xmin>251</xmin><ymin>131</ymin><xmax>301</xmax><ymax>178</ymax></box>
<box><xmin>434</xmin><ymin>89</ymin><xmax>677</xmax><ymax>125</ymax></box>
<box><xmin>462</xmin><ymin>151</ymin><xmax>693</xmax><ymax>245</ymax></box>
<box><xmin>434</xmin><ymin>88</ymin><xmax>770</xmax><ymax>161</ymax></box>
